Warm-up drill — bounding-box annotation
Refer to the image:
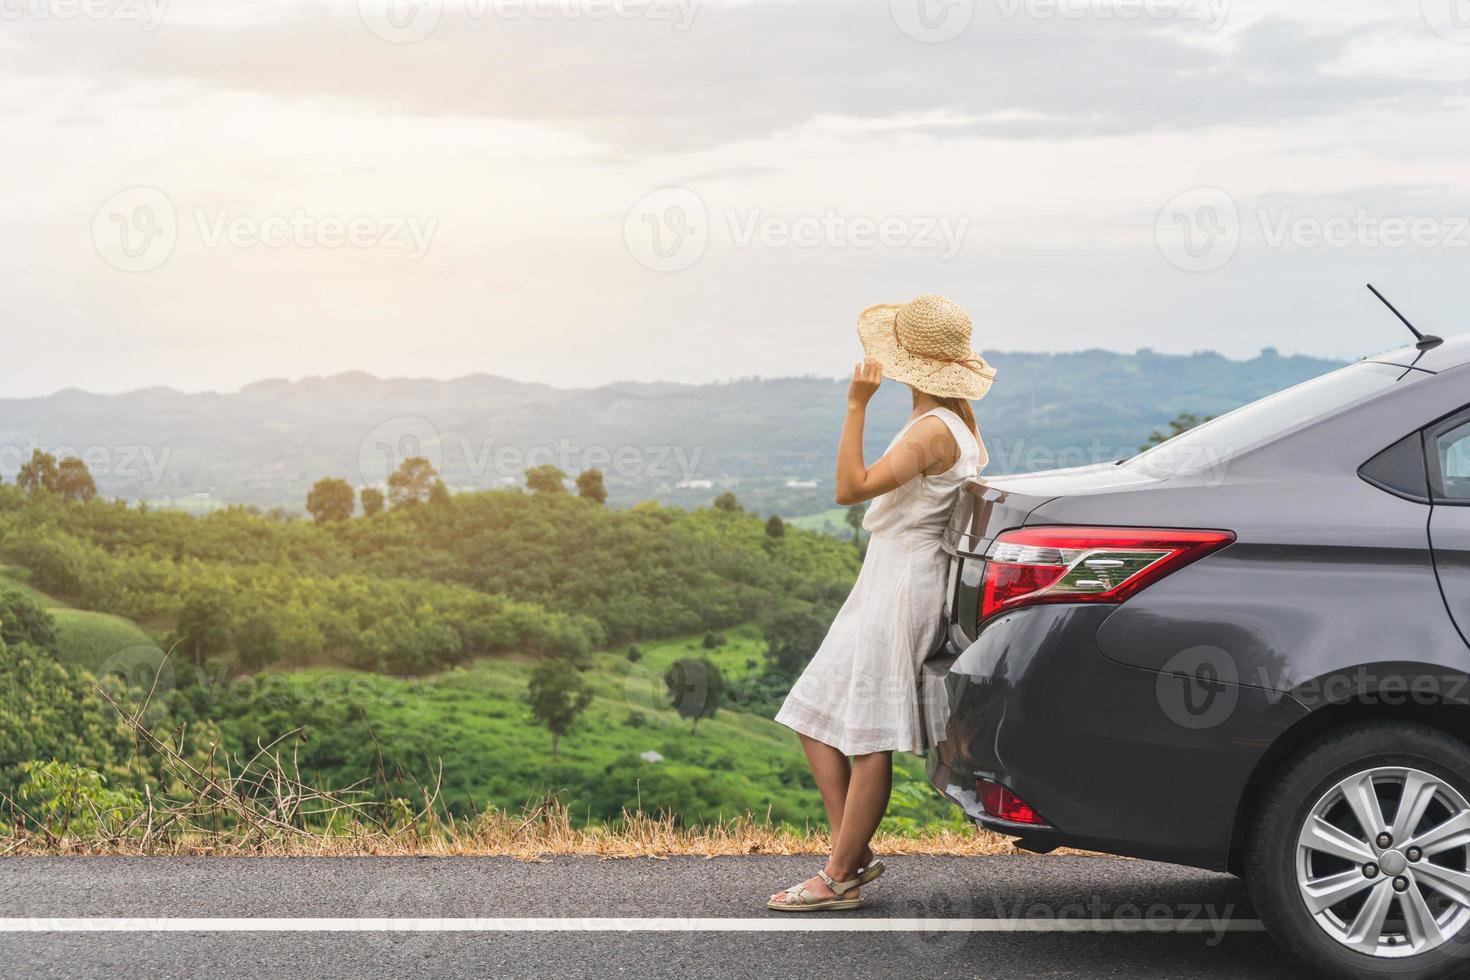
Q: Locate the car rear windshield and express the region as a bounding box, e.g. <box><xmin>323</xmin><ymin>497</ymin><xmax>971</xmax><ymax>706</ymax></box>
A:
<box><xmin>1123</xmin><ymin>360</ymin><xmax>1407</xmax><ymax>477</ymax></box>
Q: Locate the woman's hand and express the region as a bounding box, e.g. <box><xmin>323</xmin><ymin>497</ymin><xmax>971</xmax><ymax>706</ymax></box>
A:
<box><xmin>847</xmin><ymin>358</ymin><xmax>882</xmax><ymax>410</ymax></box>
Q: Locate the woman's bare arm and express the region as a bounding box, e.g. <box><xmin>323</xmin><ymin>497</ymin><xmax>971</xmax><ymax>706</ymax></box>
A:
<box><xmin>834</xmin><ymin>359</ymin><xmax>960</xmax><ymax>506</ymax></box>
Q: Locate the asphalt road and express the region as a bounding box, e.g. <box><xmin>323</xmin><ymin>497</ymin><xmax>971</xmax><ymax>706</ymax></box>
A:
<box><xmin>0</xmin><ymin>855</ymin><xmax>1309</xmax><ymax>979</ymax></box>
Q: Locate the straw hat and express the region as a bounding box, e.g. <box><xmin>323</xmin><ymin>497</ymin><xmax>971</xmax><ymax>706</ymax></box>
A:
<box><xmin>856</xmin><ymin>294</ymin><xmax>996</xmax><ymax>400</ymax></box>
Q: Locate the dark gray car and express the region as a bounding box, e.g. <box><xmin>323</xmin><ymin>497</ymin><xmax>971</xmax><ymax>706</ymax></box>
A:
<box><xmin>927</xmin><ymin>336</ymin><xmax>1470</xmax><ymax>979</ymax></box>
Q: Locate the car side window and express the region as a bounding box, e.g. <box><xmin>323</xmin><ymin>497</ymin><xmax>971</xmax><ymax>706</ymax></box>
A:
<box><xmin>1360</xmin><ymin>431</ymin><xmax>1429</xmax><ymax>501</ymax></box>
<box><xmin>1435</xmin><ymin>420</ymin><xmax>1470</xmax><ymax>500</ymax></box>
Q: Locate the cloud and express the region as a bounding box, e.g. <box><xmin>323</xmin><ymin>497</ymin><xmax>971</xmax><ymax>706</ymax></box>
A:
<box><xmin>3</xmin><ymin>2</ymin><xmax>1458</xmax><ymax>152</ymax></box>
<box><xmin>2</xmin><ymin>0</ymin><xmax>1470</xmax><ymax>397</ymax></box>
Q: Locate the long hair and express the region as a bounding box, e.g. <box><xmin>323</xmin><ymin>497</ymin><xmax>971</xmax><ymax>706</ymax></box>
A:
<box><xmin>935</xmin><ymin>396</ymin><xmax>979</xmax><ymax>441</ymax></box>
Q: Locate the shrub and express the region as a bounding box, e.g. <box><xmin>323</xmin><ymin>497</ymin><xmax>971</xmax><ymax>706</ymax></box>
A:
<box><xmin>0</xmin><ymin>589</ymin><xmax>58</xmax><ymax>654</ymax></box>
<box><xmin>16</xmin><ymin>760</ymin><xmax>140</xmax><ymax>837</ymax></box>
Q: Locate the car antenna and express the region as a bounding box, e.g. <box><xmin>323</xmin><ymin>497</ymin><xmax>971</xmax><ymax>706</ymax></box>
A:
<box><xmin>1367</xmin><ymin>283</ymin><xmax>1443</xmax><ymax>351</ymax></box>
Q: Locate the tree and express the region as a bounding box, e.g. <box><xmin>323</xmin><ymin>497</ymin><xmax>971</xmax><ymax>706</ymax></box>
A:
<box><xmin>664</xmin><ymin>657</ymin><xmax>724</xmax><ymax>735</ymax></box>
<box><xmin>357</xmin><ymin>610</ymin><xmax>460</xmax><ymax>674</ymax></box>
<box><xmin>712</xmin><ymin>492</ymin><xmax>740</xmax><ymax>513</ymax></box>
<box><xmin>54</xmin><ymin>458</ymin><xmax>97</xmax><ymax>503</ymax></box>
<box><xmin>525</xmin><ymin>464</ymin><xmax>568</xmax><ymax>495</ymax></box>
<box><xmin>360</xmin><ymin>487</ymin><xmax>385</xmax><ymax>517</ymax></box>
<box><xmin>306</xmin><ymin>477</ymin><xmax>355</xmax><ymax>524</ymax></box>
<box><xmin>175</xmin><ymin>579</ymin><xmax>237</xmax><ymax>667</ymax></box>
<box><xmin>763</xmin><ymin>604</ymin><xmax>836</xmax><ymax>675</ymax></box>
<box><xmin>844</xmin><ymin>505</ymin><xmax>865</xmax><ymax>551</ymax></box>
<box><xmin>429</xmin><ymin>479</ymin><xmax>452</xmax><ymax>506</ymax></box>
<box><xmin>1141</xmin><ymin>413</ymin><xmax>1214</xmax><ymax>452</ymax></box>
<box><xmin>2</xmin><ymin>527</ymin><xmax>98</xmax><ymax>600</ymax></box>
<box><xmin>575</xmin><ymin>468</ymin><xmax>607</xmax><ymax>505</ymax></box>
<box><xmin>233</xmin><ymin>611</ymin><xmax>282</xmax><ymax>672</ymax></box>
<box><xmin>0</xmin><ymin>589</ymin><xmax>59</xmax><ymax>654</ymax></box>
<box><xmin>16</xmin><ymin>450</ymin><xmax>59</xmax><ymax>496</ymax></box>
<box><xmin>765</xmin><ymin>515</ymin><xmax>785</xmax><ymax>538</ymax></box>
<box><xmin>387</xmin><ymin>456</ymin><xmax>438</xmax><ymax>509</ymax></box>
<box><xmin>526</xmin><ymin>657</ymin><xmax>593</xmax><ymax>757</ymax></box>
<box><xmin>0</xmin><ymin>638</ymin><xmax>133</xmax><ymax>798</ymax></box>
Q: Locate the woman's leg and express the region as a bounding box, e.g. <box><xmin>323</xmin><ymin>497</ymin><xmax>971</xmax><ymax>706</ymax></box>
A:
<box><xmin>826</xmin><ymin>751</ymin><xmax>892</xmax><ymax>880</ymax></box>
<box><xmin>800</xmin><ymin>733</ymin><xmax>851</xmax><ymax>837</ymax></box>
<box><xmin>772</xmin><ymin>748</ymin><xmax>893</xmax><ymax>904</ymax></box>
<box><xmin>772</xmin><ymin>735</ymin><xmax>852</xmax><ymax>903</ymax></box>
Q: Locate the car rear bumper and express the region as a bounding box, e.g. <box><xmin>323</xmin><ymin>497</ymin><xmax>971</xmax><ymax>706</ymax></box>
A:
<box><xmin>925</xmin><ymin>604</ymin><xmax>1310</xmax><ymax>870</ymax></box>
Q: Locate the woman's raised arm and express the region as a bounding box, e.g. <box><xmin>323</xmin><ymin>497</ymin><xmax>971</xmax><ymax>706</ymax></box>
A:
<box><xmin>834</xmin><ymin>359</ymin><xmax>959</xmax><ymax>505</ymax></box>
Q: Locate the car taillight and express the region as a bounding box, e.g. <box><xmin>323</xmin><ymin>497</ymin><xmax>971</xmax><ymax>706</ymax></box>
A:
<box><xmin>979</xmin><ymin>526</ymin><xmax>1234</xmax><ymax>623</ymax></box>
<box><xmin>977</xmin><ymin>778</ymin><xmax>1048</xmax><ymax>826</ymax></box>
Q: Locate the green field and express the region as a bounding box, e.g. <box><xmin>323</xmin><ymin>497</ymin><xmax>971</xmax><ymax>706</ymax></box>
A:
<box><xmin>48</xmin><ymin>610</ymin><xmax>160</xmax><ymax>673</ymax></box>
<box><xmin>788</xmin><ymin>507</ymin><xmax>857</xmax><ymax>540</ymax></box>
<box><xmin>0</xmin><ymin>564</ymin><xmax>61</xmax><ymax>607</ymax></box>
<box><xmin>139</xmin><ymin>497</ymin><xmax>230</xmax><ymax>515</ymax></box>
<box><xmin>2</xmin><ymin>563</ymin><xmax>160</xmax><ymax>672</ymax></box>
<box><xmin>2</xmin><ymin>567</ymin><xmax>951</xmax><ymax>831</ymax></box>
<box><xmin>0</xmin><ymin>480</ymin><xmax>963</xmax><ymax>833</ymax></box>
<box><xmin>216</xmin><ymin>633</ymin><xmax>952</xmax><ymax>830</ymax></box>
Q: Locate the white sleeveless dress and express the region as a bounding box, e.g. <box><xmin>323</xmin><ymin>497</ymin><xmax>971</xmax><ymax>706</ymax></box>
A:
<box><xmin>775</xmin><ymin>407</ymin><xmax>985</xmax><ymax>756</ymax></box>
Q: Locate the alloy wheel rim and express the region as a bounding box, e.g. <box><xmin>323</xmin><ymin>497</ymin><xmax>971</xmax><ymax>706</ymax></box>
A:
<box><xmin>1295</xmin><ymin>765</ymin><xmax>1470</xmax><ymax>958</ymax></box>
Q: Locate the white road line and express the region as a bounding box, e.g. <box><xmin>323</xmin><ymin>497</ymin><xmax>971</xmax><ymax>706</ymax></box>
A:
<box><xmin>0</xmin><ymin>917</ymin><xmax>1266</xmax><ymax>934</ymax></box>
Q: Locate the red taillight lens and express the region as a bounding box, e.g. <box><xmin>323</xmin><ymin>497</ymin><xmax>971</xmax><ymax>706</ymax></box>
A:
<box><xmin>979</xmin><ymin>526</ymin><xmax>1234</xmax><ymax>623</ymax></box>
<box><xmin>977</xmin><ymin>778</ymin><xmax>1047</xmax><ymax>826</ymax></box>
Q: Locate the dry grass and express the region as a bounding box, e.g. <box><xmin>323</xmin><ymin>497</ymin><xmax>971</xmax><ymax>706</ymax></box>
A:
<box><xmin>3</xmin><ymin>794</ymin><xmax>1100</xmax><ymax>860</ymax></box>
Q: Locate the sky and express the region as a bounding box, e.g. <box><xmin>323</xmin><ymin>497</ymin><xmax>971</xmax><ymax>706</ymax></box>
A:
<box><xmin>4</xmin><ymin>0</ymin><xmax>1470</xmax><ymax>396</ymax></box>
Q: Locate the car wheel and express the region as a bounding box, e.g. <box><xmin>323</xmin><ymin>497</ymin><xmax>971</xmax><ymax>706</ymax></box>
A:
<box><xmin>1247</xmin><ymin>721</ymin><xmax>1470</xmax><ymax>980</ymax></box>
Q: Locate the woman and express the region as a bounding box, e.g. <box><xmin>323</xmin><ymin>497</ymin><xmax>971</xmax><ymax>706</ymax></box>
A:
<box><xmin>769</xmin><ymin>294</ymin><xmax>994</xmax><ymax>912</ymax></box>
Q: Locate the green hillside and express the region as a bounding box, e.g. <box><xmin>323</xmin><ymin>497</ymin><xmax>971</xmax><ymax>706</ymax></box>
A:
<box><xmin>214</xmin><ymin>635</ymin><xmax>949</xmax><ymax>828</ymax></box>
<box><xmin>0</xmin><ymin>477</ymin><xmax>961</xmax><ymax>831</ymax></box>
<box><xmin>0</xmin><ymin>563</ymin><xmax>59</xmax><ymax>607</ymax></box>
<box><xmin>47</xmin><ymin>610</ymin><xmax>159</xmax><ymax>674</ymax></box>
<box><xmin>0</xmin><ymin>565</ymin><xmax>948</xmax><ymax>829</ymax></box>
<box><xmin>789</xmin><ymin>507</ymin><xmax>858</xmax><ymax>540</ymax></box>
<box><xmin>1</xmin><ymin>563</ymin><xmax>158</xmax><ymax>671</ymax></box>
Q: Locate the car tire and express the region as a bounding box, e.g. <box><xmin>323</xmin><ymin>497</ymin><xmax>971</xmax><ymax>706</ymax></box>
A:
<box><xmin>1247</xmin><ymin>720</ymin><xmax>1470</xmax><ymax>980</ymax></box>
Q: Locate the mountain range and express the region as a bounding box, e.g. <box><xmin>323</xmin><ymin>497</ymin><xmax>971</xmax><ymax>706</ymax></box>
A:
<box><xmin>0</xmin><ymin>348</ymin><xmax>1346</xmax><ymax>517</ymax></box>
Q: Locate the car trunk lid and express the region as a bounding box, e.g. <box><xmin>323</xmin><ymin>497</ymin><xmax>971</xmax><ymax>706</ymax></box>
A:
<box><xmin>942</xmin><ymin>462</ymin><xmax>1161</xmax><ymax>557</ymax></box>
<box><xmin>940</xmin><ymin>462</ymin><xmax>1164</xmax><ymax>645</ymax></box>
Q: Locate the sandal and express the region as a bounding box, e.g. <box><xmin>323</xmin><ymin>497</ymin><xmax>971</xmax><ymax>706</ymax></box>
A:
<box><xmin>768</xmin><ymin>870</ymin><xmax>863</xmax><ymax>912</ymax></box>
<box><xmin>853</xmin><ymin>859</ymin><xmax>886</xmax><ymax>887</ymax></box>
